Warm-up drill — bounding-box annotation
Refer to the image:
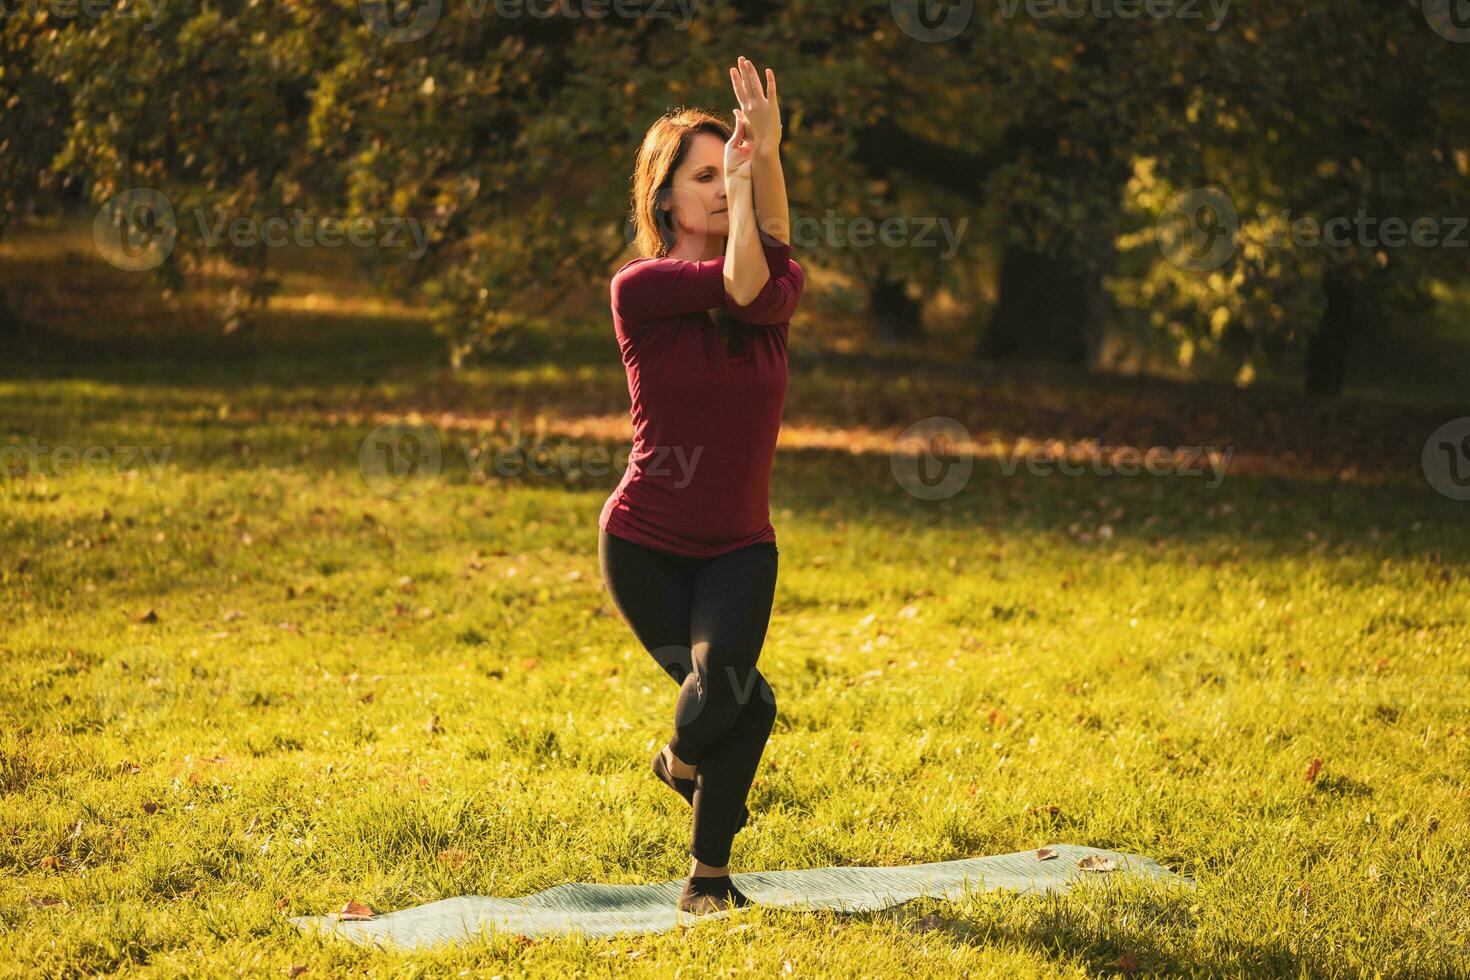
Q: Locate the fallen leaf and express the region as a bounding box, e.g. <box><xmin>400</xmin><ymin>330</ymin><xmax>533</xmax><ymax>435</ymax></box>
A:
<box><xmin>1304</xmin><ymin>757</ymin><xmax>1324</xmax><ymax>783</ymax></box>
<box><xmin>142</xmin><ymin>800</ymin><xmax>160</xmax><ymax>814</ymax></box>
<box><xmin>1077</xmin><ymin>855</ymin><xmax>1116</xmax><ymax>872</ymax></box>
<box><xmin>135</xmin><ymin>609</ymin><xmax>158</xmax><ymax>624</ymax></box>
<box><xmin>1035</xmin><ymin>847</ymin><xmax>1058</xmax><ymax>861</ymax></box>
<box><xmin>334</xmin><ymin>899</ymin><xmax>375</xmax><ymax>921</ymax></box>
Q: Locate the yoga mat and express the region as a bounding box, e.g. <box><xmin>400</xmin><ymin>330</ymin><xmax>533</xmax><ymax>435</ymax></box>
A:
<box><xmin>289</xmin><ymin>843</ymin><xmax>1194</xmax><ymax>948</ymax></box>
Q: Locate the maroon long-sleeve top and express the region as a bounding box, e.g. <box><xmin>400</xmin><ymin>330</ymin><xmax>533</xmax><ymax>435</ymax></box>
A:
<box><xmin>599</xmin><ymin>228</ymin><xmax>804</xmax><ymax>556</ymax></box>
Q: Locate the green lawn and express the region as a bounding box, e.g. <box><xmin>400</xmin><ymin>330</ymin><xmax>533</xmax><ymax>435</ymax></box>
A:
<box><xmin>2</xmin><ymin>222</ymin><xmax>1469</xmax><ymax>977</ymax></box>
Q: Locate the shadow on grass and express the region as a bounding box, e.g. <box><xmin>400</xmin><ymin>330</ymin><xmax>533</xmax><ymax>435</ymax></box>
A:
<box><xmin>6</xmin><ymin>403</ymin><xmax>1468</xmax><ymax>567</ymax></box>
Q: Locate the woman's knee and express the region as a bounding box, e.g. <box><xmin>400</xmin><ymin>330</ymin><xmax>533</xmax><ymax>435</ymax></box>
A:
<box><xmin>746</xmin><ymin>672</ymin><xmax>777</xmax><ymax>732</ymax></box>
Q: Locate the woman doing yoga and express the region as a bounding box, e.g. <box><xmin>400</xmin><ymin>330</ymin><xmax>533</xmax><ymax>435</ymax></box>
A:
<box><xmin>597</xmin><ymin>57</ymin><xmax>802</xmax><ymax>915</ymax></box>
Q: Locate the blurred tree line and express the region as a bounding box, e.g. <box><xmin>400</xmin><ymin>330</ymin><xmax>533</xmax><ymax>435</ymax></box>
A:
<box><xmin>2</xmin><ymin>0</ymin><xmax>1467</xmax><ymax>395</ymax></box>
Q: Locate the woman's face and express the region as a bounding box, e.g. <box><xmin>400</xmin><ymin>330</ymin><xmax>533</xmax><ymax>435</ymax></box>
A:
<box><xmin>663</xmin><ymin>131</ymin><xmax>730</xmax><ymax>246</ymax></box>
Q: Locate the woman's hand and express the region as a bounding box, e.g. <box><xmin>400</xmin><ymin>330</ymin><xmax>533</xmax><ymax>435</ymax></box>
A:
<box><xmin>728</xmin><ymin>56</ymin><xmax>781</xmax><ymax>156</ymax></box>
<box><xmin>723</xmin><ymin>109</ymin><xmax>754</xmax><ymax>182</ymax></box>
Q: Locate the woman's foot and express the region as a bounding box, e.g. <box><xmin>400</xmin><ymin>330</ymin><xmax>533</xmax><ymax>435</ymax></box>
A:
<box><xmin>651</xmin><ymin>745</ymin><xmax>749</xmax><ymax>832</ymax></box>
<box><xmin>678</xmin><ymin>873</ymin><xmax>753</xmax><ymax>915</ymax></box>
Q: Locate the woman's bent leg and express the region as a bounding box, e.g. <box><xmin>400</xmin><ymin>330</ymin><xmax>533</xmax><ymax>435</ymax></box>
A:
<box><xmin>675</xmin><ymin>542</ymin><xmax>779</xmax><ymax>867</ymax></box>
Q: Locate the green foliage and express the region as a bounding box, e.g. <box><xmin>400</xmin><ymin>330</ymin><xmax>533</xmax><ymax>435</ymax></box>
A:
<box><xmin>2</xmin><ymin>1</ymin><xmax>1467</xmax><ymax>379</ymax></box>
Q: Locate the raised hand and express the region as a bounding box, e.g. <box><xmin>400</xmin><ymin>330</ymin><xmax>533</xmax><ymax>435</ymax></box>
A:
<box><xmin>724</xmin><ymin>108</ymin><xmax>754</xmax><ymax>181</ymax></box>
<box><xmin>728</xmin><ymin>56</ymin><xmax>781</xmax><ymax>155</ymax></box>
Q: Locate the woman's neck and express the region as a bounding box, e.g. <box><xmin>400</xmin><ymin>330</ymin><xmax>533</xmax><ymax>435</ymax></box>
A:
<box><xmin>669</xmin><ymin>234</ymin><xmax>725</xmax><ymax>263</ymax></box>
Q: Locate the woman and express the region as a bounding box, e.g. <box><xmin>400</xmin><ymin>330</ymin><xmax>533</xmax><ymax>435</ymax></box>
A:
<box><xmin>597</xmin><ymin>56</ymin><xmax>803</xmax><ymax>915</ymax></box>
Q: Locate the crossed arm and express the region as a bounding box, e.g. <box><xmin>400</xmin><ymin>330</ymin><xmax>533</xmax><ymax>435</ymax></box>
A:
<box><xmin>723</xmin><ymin>144</ymin><xmax>792</xmax><ymax>306</ymax></box>
<box><xmin>611</xmin><ymin>163</ymin><xmax>802</xmax><ymax>327</ymax></box>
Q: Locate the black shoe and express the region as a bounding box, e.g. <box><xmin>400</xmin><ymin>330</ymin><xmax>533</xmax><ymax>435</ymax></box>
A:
<box><xmin>678</xmin><ymin>874</ymin><xmax>753</xmax><ymax>915</ymax></box>
<box><xmin>651</xmin><ymin>745</ymin><xmax>749</xmax><ymax>832</ymax></box>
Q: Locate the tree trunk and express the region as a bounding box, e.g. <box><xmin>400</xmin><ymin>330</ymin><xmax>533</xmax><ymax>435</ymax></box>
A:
<box><xmin>0</xmin><ymin>288</ymin><xmax>18</xmax><ymax>342</ymax></box>
<box><xmin>977</xmin><ymin>242</ymin><xmax>1107</xmax><ymax>367</ymax></box>
<box><xmin>1305</xmin><ymin>262</ymin><xmax>1379</xmax><ymax>398</ymax></box>
<box><xmin>870</xmin><ymin>275</ymin><xmax>922</xmax><ymax>345</ymax></box>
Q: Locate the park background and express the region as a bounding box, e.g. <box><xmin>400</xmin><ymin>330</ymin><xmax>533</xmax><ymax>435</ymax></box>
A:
<box><xmin>2</xmin><ymin>1</ymin><xmax>1470</xmax><ymax>975</ymax></box>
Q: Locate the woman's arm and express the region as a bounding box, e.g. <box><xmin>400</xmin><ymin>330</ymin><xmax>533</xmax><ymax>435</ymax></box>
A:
<box><xmin>723</xmin><ymin>158</ymin><xmax>803</xmax><ymax>324</ymax></box>
<box><xmin>722</xmin><ymin>162</ymin><xmax>769</xmax><ymax>307</ymax></box>
<box><xmin>724</xmin><ymin>56</ymin><xmax>801</xmax><ymax>323</ymax></box>
<box><xmin>610</xmin><ymin>255</ymin><xmax>726</xmax><ymax>324</ymax></box>
<box><xmin>751</xmin><ymin>145</ymin><xmax>790</xmax><ymax>245</ymax></box>
<box><xmin>725</xmin><ymin>231</ymin><xmax>803</xmax><ymax>325</ymax></box>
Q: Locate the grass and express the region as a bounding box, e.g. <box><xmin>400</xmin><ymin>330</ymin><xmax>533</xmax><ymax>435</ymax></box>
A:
<box><xmin>2</xmin><ymin>219</ymin><xmax>1469</xmax><ymax>977</ymax></box>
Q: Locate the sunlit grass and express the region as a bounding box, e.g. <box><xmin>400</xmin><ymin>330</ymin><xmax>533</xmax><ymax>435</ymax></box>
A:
<box><xmin>2</xmin><ymin>220</ymin><xmax>1468</xmax><ymax>976</ymax></box>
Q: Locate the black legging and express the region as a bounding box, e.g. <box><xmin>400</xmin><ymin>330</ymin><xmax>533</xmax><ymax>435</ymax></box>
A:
<box><xmin>597</xmin><ymin>527</ymin><xmax>779</xmax><ymax>867</ymax></box>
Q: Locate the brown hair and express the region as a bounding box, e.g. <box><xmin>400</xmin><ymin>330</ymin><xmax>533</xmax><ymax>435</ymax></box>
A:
<box><xmin>627</xmin><ymin>107</ymin><xmax>751</xmax><ymax>355</ymax></box>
